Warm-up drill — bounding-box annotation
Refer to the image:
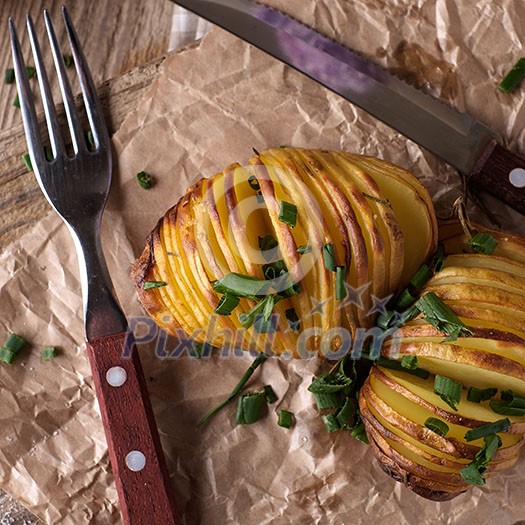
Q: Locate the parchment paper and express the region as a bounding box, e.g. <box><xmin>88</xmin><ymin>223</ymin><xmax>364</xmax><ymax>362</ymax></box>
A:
<box><xmin>1</xmin><ymin>1</ymin><xmax>525</xmax><ymax>523</ymax></box>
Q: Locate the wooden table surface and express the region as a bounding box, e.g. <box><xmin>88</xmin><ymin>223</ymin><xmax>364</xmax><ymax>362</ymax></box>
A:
<box><xmin>0</xmin><ymin>0</ymin><xmax>174</xmax><ymax>522</ymax></box>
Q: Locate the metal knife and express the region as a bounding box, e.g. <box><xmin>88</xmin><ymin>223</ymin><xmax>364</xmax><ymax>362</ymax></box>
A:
<box><xmin>171</xmin><ymin>0</ymin><xmax>525</xmax><ymax>215</ymax></box>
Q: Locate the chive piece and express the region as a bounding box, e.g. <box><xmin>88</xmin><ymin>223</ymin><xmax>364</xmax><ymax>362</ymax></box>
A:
<box><xmin>13</xmin><ymin>94</ymin><xmax>20</xmax><ymax>108</ymax></box>
<box><xmin>336</xmin><ymin>398</ymin><xmax>356</xmax><ymax>428</ymax></box>
<box><xmin>278</xmin><ymin>201</ymin><xmax>297</xmax><ymax>228</ymax></box>
<box><xmin>335</xmin><ymin>266</ymin><xmax>347</xmax><ymax>300</ymax></box>
<box><xmin>460</xmin><ymin>462</ymin><xmax>486</xmax><ymax>486</ymax></box>
<box><xmin>430</xmin><ymin>243</ymin><xmax>446</xmax><ymax>273</ymax></box>
<box><xmin>252</xmin><ymin>313</ymin><xmax>278</xmax><ymax>334</ymax></box>
<box><xmin>0</xmin><ymin>347</ymin><xmax>16</xmax><ymax>365</ymax></box>
<box><xmin>263</xmin><ymin>385</ymin><xmax>278</xmax><ymax>404</ymax></box>
<box><xmin>377</xmin><ymin>310</ymin><xmax>396</xmax><ymax>330</ymax></box>
<box><xmin>137</xmin><ymin>171</ymin><xmax>153</xmax><ymax>189</ymax></box>
<box><xmin>433</xmin><ymin>375</ymin><xmax>463</xmax><ymax>411</ymax></box>
<box><xmin>85</xmin><ymin>130</ymin><xmax>95</xmax><ymax>149</ymax></box>
<box><xmin>321</xmin><ymin>413</ymin><xmax>340</xmax><ymax>432</ymax></box>
<box><xmin>4</xmin><ymin>334</ymin><xmax>27</xmax><ymax>354</ymax></box>
<box><xmin>44</xmin><ymin>146</ymin><xmax>54</xmax><ymax>162</ymax></box>
<box><xmin>5</xmin><ymin>68</ymin><xmax>15</xmax><ymax>84</ymax></box>
<box><xmin>415</xmin><ymin>292</ymin><xmax>472</xmax><ymax>342</ymax></box>
<box><xmin>258</xmin><ymin>234</ymin><xmax>278</xmax><ymax>260</ymax></box>
<box><xmin>236</xmin><ymin>392</ymin><xmax>266</xmax><ymax>425</ymax></box>
<box><xmin>214</xmin><ymin>294</ymin><xmax>240</xmax><ymax>315</ymax></box>
<box><xmin>501</xmin><ymin>390</ymin><xmax>525</xmax><ymax>407</ymax></box>
<box><xmin>312</xmin><ymin>392</ymin><xmax>343</xmax><ymax>410</ymax></box>
<box><xmin>262</xmin><ymin>259</ymin><xmax>287</xmax><ymax>280</ymax></box>
<box><xmin>197</xmin><ymin>354</ymin><xmax>267</xmax><ymax>427</ymax></box>
<box><xmin>409</xmin><ymin>264</ymin><xmax>433</xmax><ymax>291</ymax></box>
<box><xmin>461</xmin><ymin>434</ymin><xmax>502</xmax><ymax>485</ymax></box>
<box><xmin>284</xmin><ymin>307</ymin><xmax>300</xmax><ymax>332</ymax></box>
<box><xmin>63</xmin><ymin>54</ymin><xmax>74</xmax><ymax>68</ymax></box>
<box><xmin>297</xmin><ymin>244</ymin><xmax>312</xmax><ymax>254</ymax></box>
<box><xmin>464</xmin><ymin>418</ymin><xmax>511</xmax><ymax>442</ymax></box>
<box><xmin>213</xmin><ymin>273</ymin><xmax>269</xmax><ymax>298</ymax></box>
<box><xmin>322</xmin><ymin>243</ymin><xmax>336</xmax><ymax>271</ymax></box>
<box><xmin>467</xmin><ymin>387</ymin><xmax>497</xmax><ymax>403</ymax></box>
<box><xmin>469</xmin><ymin>232</ymin><xmax>497</xmax><ymax>255</ymax></box>
<box><xmin>376</xmin><ymin>358</ymin><xmax>430</xmax><ymax>379</ymax></box>
<box><xmin>499</xmin><ymin>58</ymin><xmax>525</xmax><ymax>94</ymax></box>
<box><xmin>401</xmin><ymin>355</ymin><xmax>418</xmax><ymax>370</ymax></box>
<box><xmin>239</xmin><ymin>295</ymin><xmax>278</xmax><ymax>330</ymax></box>
<box><xmin>41</xmin><ymin>346</ymin><xmax>57</xmax><ymax>361</ymax></box>
<box><xmin>424</xmin><ymin>417</ymin><xmax>449</xmax><ymax>436</ymax></box>
<box><xmin>395</xmin><ymin>289</ymin><xmax>417</xmax><ymax>310</ymax></box>
<box><xmin>308</xmin><ymin>373</ymin><xmax>354</xmax><ymax>394</ymax></box>
<box><xmin>26</xmin><ymin>66</ymin><xmax>36</xmax><ymax>79</ymax></box>
<box><xmin>489</xmin><ymin>400</ymin><xmax>525</xmax><ymax>416</ymax></box>
<box><xmin>142</xmin><ymin>280</ymin><xmax>167</xmax><ymax>290</ymax></box>
<box><xmin>22</xmin><ymin>153</ymin><xmax>33</xmax><ymax>172</ymax></box>
<box><xmin>350</xmin><ymin>421</ymin><xmax>369</xmax><ymax>444</ymax></box>
<box><xmin>278</xmin><ymin>409</ymin><xmax>294</xmax><ymax>429</ymax></box>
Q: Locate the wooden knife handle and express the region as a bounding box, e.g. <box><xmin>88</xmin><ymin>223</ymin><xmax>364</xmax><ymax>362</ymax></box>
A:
<box><xmin>86</xmin><ymin>333</ymin><xmax>182</xmax><ymax>525</ymax></box>
<box><xmin>469</xmin><ymin>140</ymin><xmax>525</xmax><ymax>215</ymax></box>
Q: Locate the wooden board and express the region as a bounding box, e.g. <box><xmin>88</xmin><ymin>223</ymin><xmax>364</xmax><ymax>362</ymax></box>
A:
<box><xmin>0</xmin><ymin>1</ymin><xmax>174</xmax><ymax>522</ymax></box>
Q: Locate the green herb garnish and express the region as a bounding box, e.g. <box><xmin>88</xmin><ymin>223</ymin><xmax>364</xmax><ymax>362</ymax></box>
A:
<box><xmin>278</xmin><ymin>409</ymin><xmax>295</xmax><ymax>429</ymax></box>
<box><xmin>63</xmin><ymin>54</ymin><xmax>74</xmax><ymax>68</ymax></box>
<box><xmin>22</xmin><ymin>153</ymin><xmax>33</xmax><ymax>172</ymax></box>
<box><xmin>137</xmin><ymin>171</ymin><xmax>153</xmax><ymax>189</ymax></box>
<box><xmin>142</xmin><ymin>280</ymin><xmax>167</xmax><ymax>290</ymax></box>
<box><xmin>41</xmin><ymin>346</ymin><xmax>57</xmax><ymax>361</ymax></box>
<box><xmin>13</xmin><ymin>94</ymin><xmax>20</xmax><ymax>108</ymax></box>
<box><xmin>424</xmin><ymin>417</ymin><xmax>449</xmax><ymax>436</ymax></box>
<box><xmin>375</xmin><ymin>357</ymin><xmax>429</xmax><ymax>379</ymax></box>
<box><xmin>350</xmin><ymin>421</ymin><xmax>369</xmax><ymax>444</ymax></box>
<box><xmin>239</xmin><ymin>295</ymin><xmax>279</xmax><ymax>330</ymax></box>
<box><xmin>468</xmin><ymin>232</ymin><xmax>497</xmax><ymax>255</ymax></box>
<box><xmin>335</xmin><ymin>266</ymin><xmax>347</xmax><ymax>300</ymax></box>
<box><xmin>433</xmin><ymin>375</ymin><xmax>463</xmax><ymax>411</ymax></box>
<box><xmin>236</xmin><ymin>391</ymin><xmax>266</xmax><ymax>425</ymax></box>
<box><xmin>197</xmin><ymin>353</ymin><xmax>267</xmax><ymax>427</ymax></box>
<box><xmin>213</xmin><ymin>273</ymin><xmax>268</xmax><ymax>298</ymax></box>
<box><xmin>336</xmin><ymin>397</ymin><xmax>356</xmax><ymax>428</ymax></box>
<box><xmin>489</xmin><ymin>390</ymin><xmax>525</xmax><ymax>416</ymax></box>
<box><xmin>263</xmin><ymin>385</ymin><xmax>278</xmax><ymax>404</ymax></box>
<box><xmin>401</xmin><ymin>355</ymin><xmax>418</xmax><ymax>370</ymax></box>
<box><xmin>499</xmin><ymin>58</ymin><xmax>525</xmax><ymax>94</ymax></box>
<box><xmin>297</xmin><ymin>244</ymin><xmax>312</xmax><ymax>254</ymax></box>
<box><xmin>464</xmin><ymin>418</ymin><xmax>511</xmax><ymax>442</ymax></box>
<box><xmin>5</xmin><ymin>68</ymin><xmax>15</xmax><ymax>84</ymax></box>
<box><xmin>26</xmin><ymin>66</ymin><xmax>36</xmax><ymax>79</ymax></box>
<box><xmin>460</xmin><ymin>434</ymin><xmax>502</xmax><ymax>485</ymax></box>
<box><xmin>467</xmin><ymin>387</ymin><xmax>497</xmax><ymax>403</ymax></box>
<box><xmin>258</xmin><ymin>234</ymin><xmax>278</xmax><ymax>260</ymax></box>
<box><xmin>284</xmin><ymin>307</ymin><xmax>300</xmax><ymax>332</ymax></box>
<box><xmin>214</xmin><ymin>294</ymin><xmax>240</xmax><ymax>315</ymax></box>
<box><xmin>0</xmin><ymin>333</ymin><xmax>27</xmax><ymax>365</ymax></box>
<box><xmin>322</xmin><ymin>243</ymin><xmax>336</xmax><ymax>271</ymax></box>
<box><xmin>321</xmin><ymin>413</ymin><xmax>340</xmax><ymax>432</ymax></box>
<box><xmin>278</xmin><ymin>201</ymin><xmax>297</xmax><ymax>228</ymax></box>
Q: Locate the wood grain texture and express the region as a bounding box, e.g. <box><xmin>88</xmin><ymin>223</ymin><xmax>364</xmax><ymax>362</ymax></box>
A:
<box><xmin>0</xmin><ymin>1</ymin><xmax>173</xmax><ymax>522</ymax></box>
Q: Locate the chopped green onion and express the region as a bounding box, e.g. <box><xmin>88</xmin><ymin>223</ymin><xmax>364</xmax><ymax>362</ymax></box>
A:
<box><xmin>401</xmin><ymin>355</ymin><xmax>418</xmax><ymax>370</ymax></box>
<box><xmin>197</xmin><ymin>353</ymin><xmax>267</xmax><ymax>427</ymax></box>
<box><xmin>143</xmin><ymin>280</ymin><xmax>167</xmax><ymax>290</ymax></box>
<box><xmin>415</xmin><ymin>292</ymin><xmax>472</xmax><ymax>341</ymax></box>
<box><xmin>278</xmin><ymin>409</ymin><xmax>295</xmax><ymax>429</ymax></box>
<box><xmin>239</xmin><ymin>295</ymin><xmax>278</xmax><ymax>330</ymax></box>
<box><xmin>236</xmin><ymin>392</ymin><xmax>266</xmax><ymax>425</ymax></box>
<box><xmin>278</xmin><ymin>201</ymin><xmax>297</xmax><ymax>228</ymax></box>
<box><xmin>350</xmin><ymin>421</ymin><xmax>369</xmax><ymax>444</ymax></box>
<box><xmin>44</xmin><ymin>146</ymin><xmax>54</xmax><ymax>162</ymax></box>
<box><xmin>5</xmin><ymin>68</ymin><xmax>15</xmax><ymax>84</ymax></box>
<box><xmin>322</xmin><ymin>243</ymin><xmax>336</xmax><ymax>271</ymax></box>
<box><xmin>335</xmin><ymin>266</ymin><xmax>347</xmax><ymax>300</ymax></box>
<box><xmin>308</xmin><ymin>373</ymin><xmax>354</xmax><ymax>394</ymax></box>
<box><xmin>252</xmin><ymin>313</ymin><xmax>278</xmax><ymax>334</ymax></box>
<box><xmin>13</xmin><ymin>94</ymin><xmax>20</xmax><ymax>108</ymax></box>
<box><xmin>430</xmin><ymin>243</ymin><xmax>446</xmax><ymax>273</ymax></box>
<box><xmin>501</xmin><ymin>390</ymin><xmax>525</xmax><ymax>407</ymax></box>
<box><xmin>3</xmin><ymin>333</ymin><xmax>27</xmax><ymax>355</ymax></box>
<box><xmin>375</xmin><ymin>358</ymin><xmax>430</xmax><ymax>379</ymax></box>
<box><xmin>0</xmin><ymin>347</ymin><xmax>16</xmax><ymax>365</ymax></box>
<box><xmin>41</xmin><ymin>346</ymin><xmax>57</xmax><ymax>361</ymax></box>
<box><xmin>22</xmin><ymin>153</ymin><xmax>33</xmax><ymax>172</ymax></box>
<box><xmin>285</xmin><ymin>307</ymin><xmax>300</xmax><ymax>332</ymax></box>
<box><xmin>258</xmin><ymin>234</ymin><xmax>278</xmax><ymax>260</ymax></box>
<box><xmin>311</xmin><ymin>392</ymin><xmax>343</xmax><ymax>410</ymax></box>
<box><xmin>424</xmin><ymin>417</ymin><xmax>449</xmax><ymax>436</ymax></box>
<box><xmin>433</xmin><ymin>375</ymin><xmax>463</xmax><ymax>411</ymax></box>
<box><xmin>85</xmin><ymin>130</ymin><xmax>95</xmax><ymax>149</ymax></box>
<box><xmin>395</xmin><ymin>289</ymin><xmax>417</xmax><ymax>310</ymax></box>
<box><xmin>63</xmin><ymin>54</ymin><xmax>74</xmax><ymax>68</ymax></box>
<box><xmin>213</xmin><ymin>272</ymin><xmax>268</xmax><ymax>298</ymax></box>
<box><xmin>498</xmin><ymin>58</ymin><xmax>525</xmax><ymax>94</ymax></box>
<box><xmin>137</xmin><ymin>171</ymin><xmax>153</xmax><ymax>189</ymax></box>
<box><xmin>26</xmin><ymin>66</ymin><xmax>36</xmax><ymax>79</ymax></box>
<box><xmin>321</xmin><ymin>413</ymin><xmax>340</xmax><ymax>432</ymax></box>
<box><xmin>467</xmin><ymin>387</ymin><xmax>497</xmax><ymax>403</ymax></box>
<box><xmin>460</xmin><ymin>462</ymin><xmax>486</xmax><ymax>486</ymax></box>
<box><xmin>262</xmin><ymin>259</ymin><xmax>287</xmax><ymax>280</ymax></box>
<box><xmin>409</xmin><ymin>264</ymin><xmax>432</xmax><ymax>292</ymax></box>
<box><xmin>263</xmin><ymin>385</ymin><xmax>278</xmax><ymax>404</ymax></box>
<box><xmin>336</xmin><ymin>397</ymin><xmax>356</xmax><ymax>428</ymax></box>
<box><xmin>461</xmin><ymin>434</ymin><xmax>501</xmax><ymax>485</ymax></box>
<box><xmin>376</xmin><ymin>310</ymin><xmax>396</xmax><ymax>330</ymax></box>
<box><xmin>297</xmin><ymin>244</ymin><xmax>312</xmax><ymax>254</ymax></box>
<box><xmin>464</xmin><ymin>418</ymin><xmax>510</xmax><ymax>442</ymax></box>
<box><xmin>489</xmin><ymin>390</ymin><xmax>525</xmax><ymax>415</ymax></box>
<box><xmin>214</xmin><ymin>294</ymin><xmax>240</xmax><ymax>315</ymax></box>
<box><xmin>469</xmin><ymin>232</ymin><xmax>497</xmax><ymax>255</ymax></box>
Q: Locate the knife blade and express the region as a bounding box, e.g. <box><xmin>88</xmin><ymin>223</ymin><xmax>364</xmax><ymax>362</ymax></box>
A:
<box><xmin>171</xmin><ymin>0</ymin><xmax>525</xmax><ymax>215</ymax></box>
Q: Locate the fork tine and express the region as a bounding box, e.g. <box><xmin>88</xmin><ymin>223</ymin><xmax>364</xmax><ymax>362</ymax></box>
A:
<box><xmin>44</xmin><ymin>9</ymin><xmax>85</xmax><ymax>153</ymax></box>
<box><xmin>27</xmin><ymin>14</ymin><xmax>65</xmax><ymax>158</ymax></box>
<box><xmin>62</xmin><ymin>6</ymin><xmax>108</xmax><ymax>150</ymax></box>
<box><xmin>9</xmin><ymin>17</ymin><xmax>44</xmax><ymax>165</ymax></box>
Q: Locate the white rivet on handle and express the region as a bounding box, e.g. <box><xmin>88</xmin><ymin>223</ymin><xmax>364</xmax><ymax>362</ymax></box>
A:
<box><xmin>126</xmin><ymin>450</ymin><xmax>147</xmax><ymax>472</ymax></box>
<box><xmin>106</xmin><ymin>366</ymin><xmax>127</xmax><ymax>387</ymax></box>
<box><xmin>509</xmin><ymin>168</ymin><xmax>525</xmax><ymax>188</ymax></box>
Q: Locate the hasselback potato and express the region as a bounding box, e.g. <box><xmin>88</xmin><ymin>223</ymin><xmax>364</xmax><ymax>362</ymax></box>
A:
<box><xmin>132</xmin><ymin>147</ymin><xmax>437</xmax><ymax>356</ymax></box>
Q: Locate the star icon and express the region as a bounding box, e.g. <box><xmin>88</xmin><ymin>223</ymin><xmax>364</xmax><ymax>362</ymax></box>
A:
<box><xmin>337</xmin><ymin>282</ymin><xmax>370</xmax><ymax>311</ymax></box>
<box><xmin>307</xmin><ymin>296</ymin><xmax>329</xmax><ymax>317</ymax></box>
<box><xmin>367</xmin><ymin>294</ymin><xmax>393</xmax><ymax>316</ymax></box>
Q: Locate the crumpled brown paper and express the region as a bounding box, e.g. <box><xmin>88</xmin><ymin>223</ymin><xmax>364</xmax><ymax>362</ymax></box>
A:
<box><xmin>1</xmin><ymin>0</ymin><xmax>525</xmax><ymax>523</ymax></box>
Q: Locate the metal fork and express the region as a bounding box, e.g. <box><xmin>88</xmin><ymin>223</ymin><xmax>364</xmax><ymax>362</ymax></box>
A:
<box><xmin>9</xmin><ymin>8</ymin><xmax>181</xmax><ymax>525</ymax></box>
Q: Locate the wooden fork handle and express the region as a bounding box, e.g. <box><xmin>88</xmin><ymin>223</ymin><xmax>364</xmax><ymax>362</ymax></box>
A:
<box><xmin>86</xmin><ymin>332</ymin><xmax>182</xmax><ymax>525</ymax></box>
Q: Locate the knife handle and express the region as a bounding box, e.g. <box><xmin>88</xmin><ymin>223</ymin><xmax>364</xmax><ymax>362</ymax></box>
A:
<box><xmin>86</xmin><ymin>333</ymin><xmax>182</xmax><ymax>525</ymax></box>
<box><xmin>469</xmin><ymin>140</ymin><xmax>525</xmax><ymax>215</ymax></box>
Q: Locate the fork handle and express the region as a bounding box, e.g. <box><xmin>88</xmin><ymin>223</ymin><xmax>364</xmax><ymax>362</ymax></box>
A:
<box><xmin>86</xmin><ymin>333</ymin><xmax>182</xmax><ymax>525</ymax></box>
